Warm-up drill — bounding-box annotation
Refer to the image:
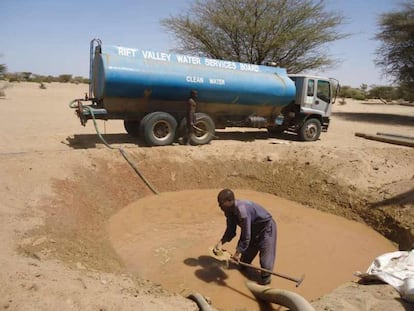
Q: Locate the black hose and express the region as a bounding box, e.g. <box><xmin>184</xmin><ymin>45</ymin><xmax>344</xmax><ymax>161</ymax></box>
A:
<box><xmin>70</xmin><ymin>100</ymin><xmax>159</xmax><ymax>195</ymax></box>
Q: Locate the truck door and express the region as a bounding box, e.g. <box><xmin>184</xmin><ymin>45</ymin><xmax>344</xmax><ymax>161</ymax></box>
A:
<box><xmin>303</xmin><ymin>78</ymin><xmax>331</xmax><ymax>116</ymax></box>
<box><xmin>304</xmin><ymin>79</ymin><xmax>315</xmax><ymax>109</ymax></box>
<box><xmin>311</xmin><ymin>79</ymin><xmax>331</xmax><ymax>116</ymax></box>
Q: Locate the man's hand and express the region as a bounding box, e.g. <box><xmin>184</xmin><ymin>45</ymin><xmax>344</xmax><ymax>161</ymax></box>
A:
<box><xmin>214</xmin><ymin>241</ymin><xmax>223</xmax><ymax>251</ymax></box>
<box><xmin>231</xmin><ymin>251</ymin><xmax>241</xmax><ymax>263</ymax></box>
<box><xmin>213</xmin><ymin>241</ymin><xmax>223</xmax><ymax>256</ymax></box>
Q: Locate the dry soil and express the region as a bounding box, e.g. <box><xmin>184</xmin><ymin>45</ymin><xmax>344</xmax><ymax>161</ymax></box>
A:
<box><xmin>0</xmin><ymin>82</ymin><xmax>413</xmax><ymax>311</ymax></box>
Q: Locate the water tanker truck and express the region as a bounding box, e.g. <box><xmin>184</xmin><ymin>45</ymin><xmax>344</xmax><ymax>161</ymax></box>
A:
<box><xmin>70</xmin><ymin>39</ymin><xmax>338</xmax><ymax>146</ymax></box>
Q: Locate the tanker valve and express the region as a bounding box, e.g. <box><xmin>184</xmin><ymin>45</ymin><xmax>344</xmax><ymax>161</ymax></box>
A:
<box><xmin>75</xmin><ymin>100</ymin><xmax>87</xmax><ymax>126</ymax></box>
<box><xmin>274</xmin><ymin>114</ymin><xmax>284</xmax><ymax>125</ymax></box>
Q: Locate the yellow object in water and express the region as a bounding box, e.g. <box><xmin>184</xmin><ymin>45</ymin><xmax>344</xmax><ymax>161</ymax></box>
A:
<box><xmin>208</xmin><ymin>247</ymin><xmax>231</xmax><ymax>261</ymax></box>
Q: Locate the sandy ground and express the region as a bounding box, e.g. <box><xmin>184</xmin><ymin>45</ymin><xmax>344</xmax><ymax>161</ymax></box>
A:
<box><xmin>0</xmin><ymin>82</ymin><xmax>413</xmax><ymax>311</ymax></box>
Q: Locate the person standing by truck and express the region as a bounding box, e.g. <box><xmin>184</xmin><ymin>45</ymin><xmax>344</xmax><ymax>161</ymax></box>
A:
<box><xmin>214</xmin><ymin>189</ymin><xmax>278</xmax><ymax>285</ymax></box>
<box><xmin>184</xmin><ymin>90</ymin><xmax>197</xmax><ymax>145</ymax></box>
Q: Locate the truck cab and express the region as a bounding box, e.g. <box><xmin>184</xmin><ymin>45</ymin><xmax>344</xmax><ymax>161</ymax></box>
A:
<box><xmin>271</xmin><ymin>74</ymin><xmax>338</xmax><ymax>141</ymax></box>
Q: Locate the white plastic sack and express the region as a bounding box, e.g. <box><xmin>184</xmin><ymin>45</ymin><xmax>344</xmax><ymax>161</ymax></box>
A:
<box><xmin>355</xmin><ymin>250</ymin><xmax>414</xmax><ymax>303</ymax></box>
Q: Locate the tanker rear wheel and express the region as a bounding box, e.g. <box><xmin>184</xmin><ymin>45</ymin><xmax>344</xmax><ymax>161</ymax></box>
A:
<box><xmin>191</xmin><ymin>113</ymin><xmax>215</xmax><ymax>145</ymax></box>
<box><xmin>124</xmin><ymin>120</ymin><xmax>140</xmax><ymax>137</ymax></box>
<box><xmin>143</xmin><ymin>112</ymin><xmax>177</xmax><ymax>146</ymax></box>
<box><xmin>139</xmin><ymin>113</ymin><xmax>156</xmax><ymax>137</ymax></box>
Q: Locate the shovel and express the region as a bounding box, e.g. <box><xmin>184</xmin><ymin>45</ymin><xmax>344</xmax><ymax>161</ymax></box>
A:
<box><xmin>209</xmin><ymin>247</ymin><xmax>305</xmax><ymax>287</ymax></box>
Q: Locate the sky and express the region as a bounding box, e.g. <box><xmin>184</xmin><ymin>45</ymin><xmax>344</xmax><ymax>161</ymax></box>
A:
<box><xmin>0</xmin><ymin>0</ymin><xmax>403</xmax><ymax>88</ymax></box>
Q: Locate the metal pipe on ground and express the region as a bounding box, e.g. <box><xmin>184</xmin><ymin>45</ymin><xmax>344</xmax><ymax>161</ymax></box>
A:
<box><xmin>376</xmin><ymin>132</ymin><xmax>414</xmax><ymax>140</ymax></box>
<box><xmin>355</xmin><ymin>132</ymin><xmax>414</xmax><ymax>148</ymax></box>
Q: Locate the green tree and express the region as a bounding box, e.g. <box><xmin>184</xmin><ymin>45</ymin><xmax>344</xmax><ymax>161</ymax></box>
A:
<box><xmin>374</xmin><ymin>1</ymin><xmax>414</xmax><ymax>89</ymax></box>
<box><xmin>21</xmin><ymin>72</ymin><xmax>32</xmax><ymax>81</ymax></box>
<box><xmin>0</xmin><ymin>53</ymin><xmax>6</xmax><ymax>79</ymax></box>
<box><xmin>58</xmin><ymin>74</ymin><xmax>72</xmax><ymax>83</ymax></box>
<box><xmin>338</xmin><ymin>85</ymin><xmax>351</xmax><ymax>98</ymax></box>
<box><xmin>398</xmin><ymin>82</ymin><xmax>414</xmax><ymax>101</ymax></box>
<box><xmin>338</xmin><ymin>85</ymin><xmax>367</xmax><ymax>100</ymax></box>
<box><xmin>360</xmin><ymin>83</ymin><xmax>368</xmax><ymax>93</ymax></box>
<box><xmin>162</xmin><ymin>0</ymin><xmax>347</xmax><ymax>73</ymax></box>
<box><xmin>368</xmin><ymin>86</ymin><xmax>399</xmax><ymax>101</ymax></box>
<box><xmin>0</xmin><ymin>64</ymin><xmax>6</xmax><ymax>79</ymax></box>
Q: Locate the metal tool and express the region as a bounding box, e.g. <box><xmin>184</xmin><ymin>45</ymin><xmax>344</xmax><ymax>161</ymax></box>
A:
<box><xmin>234</xmin><ymin>260</ymin><xmax>305</xmax><ymax>287</ymax></box>
<box><xmin>211</xmin><ymin>248</ymin><xmax>305</xmax><ymax>287</ymax></box>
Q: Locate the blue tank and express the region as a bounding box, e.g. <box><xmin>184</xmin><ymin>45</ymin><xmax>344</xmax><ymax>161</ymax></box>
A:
<box><xmin>92</xmin><ymin>44</ymin><xmax>296</xmax><ymax>115</ymax></box>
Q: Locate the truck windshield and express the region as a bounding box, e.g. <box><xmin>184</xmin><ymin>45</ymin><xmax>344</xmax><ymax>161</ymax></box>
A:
<box><xmin>317</xmin><ymin>80</ymin><xmax>330</xmax><ymax>103</ymax></box>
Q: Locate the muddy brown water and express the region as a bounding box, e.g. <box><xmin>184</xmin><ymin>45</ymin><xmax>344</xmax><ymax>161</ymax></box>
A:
<box><xmin>108</xmin><ymin>189</ymin><xmax>396</xmax><ymax>311</ymax></box>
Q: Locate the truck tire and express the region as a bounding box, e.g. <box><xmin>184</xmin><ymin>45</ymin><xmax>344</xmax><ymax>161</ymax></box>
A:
<box><xmin>124</xmin><ymin>120</ymin><xmax>140</xmax><ymax>137</ymax></box>
<box><xmin>191</xmin><ymin>113</ymin><xmax>215</xmax><ymax>145</ymax></box>
<box><xmin>298</xmin><ymin>118</ymin><xmax>321</xmax><ymax>141</ymax></box>
<box><xmin>143</xmin><ymin>112</ymin><xmax>177</xmax><ymax>146</ymax></box>
<box><xmin>139</xmin><ymin>113</ymin><xmax>157</xmax><ymax>137</ymax></box>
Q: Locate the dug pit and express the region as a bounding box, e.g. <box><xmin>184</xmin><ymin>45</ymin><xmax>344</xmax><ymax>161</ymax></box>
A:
<box><xmin>108</xmin><ymin>189</ymin><xmax>395</xmax><ymax>311</ymax></box>
<box><xmin>21</xmin><ymin>154</ymin><xmax>409</xmax><ymax>310</ymax></box>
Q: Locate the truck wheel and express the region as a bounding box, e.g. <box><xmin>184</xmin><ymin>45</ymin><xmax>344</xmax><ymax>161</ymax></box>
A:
<box><xmin>139</xmin><ymin>113</ymin><xmax>157</xmax><ymax>137</ymax></box>
<box><xmin>143</xmin><ymin>112</ymin><xmax>177</xmax><ymax>146</ymax></box>
<box><xmin>124</xmin><ymin>120</ymin><xmax>140</xmax><ymax>137</ymax></box>
<box><xmin>298</xmin><ymin>118</ymin><xmax>321</xmax><ymax>141</ymax></box>
<box><xmin>191</xmin><ymin>113</ymin><xmax>215</xmax><ymax>145</ymax></box>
